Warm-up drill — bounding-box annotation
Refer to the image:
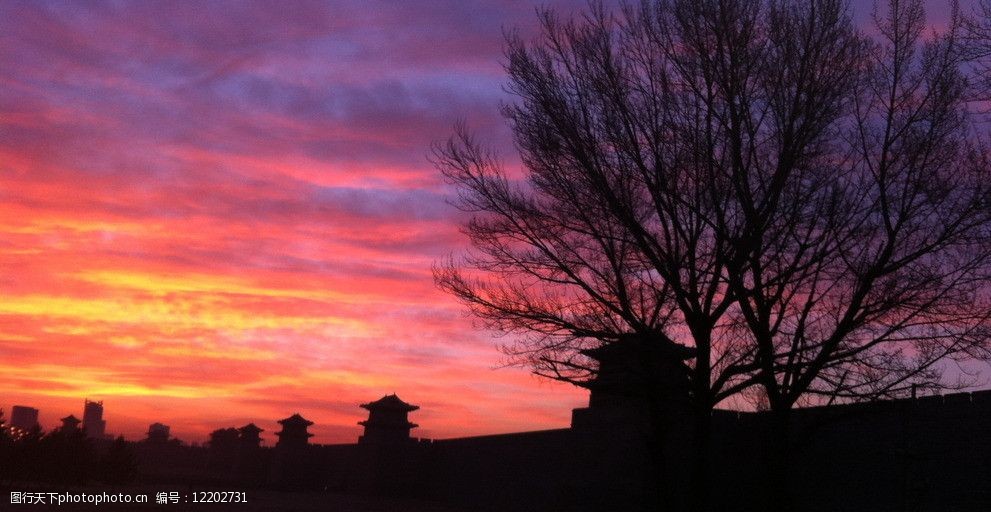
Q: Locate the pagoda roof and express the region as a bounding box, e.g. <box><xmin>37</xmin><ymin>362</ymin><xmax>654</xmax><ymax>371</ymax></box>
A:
<box><xmin>580</xmin><ymin>337</ymin><xmax>695</xmax><ymax>361</ymax></box>
<box><xmin>238</xmin><ymin>422</ymin><xmax>264</xmax><ymax>433</ymax></box>
<box><xmin>277</xmin><ymin>413</ymin><xmax>313</xmax><ymax>426</ymax></box>
<box><xmin>360</xmin><ymin>393</ymin><xmax>419</xmax><ymax>412</ymax></box>
<box><xmin>148</xmin><ymin>422</ymin><xmax>169</xmax><ymax>431</ymax></box>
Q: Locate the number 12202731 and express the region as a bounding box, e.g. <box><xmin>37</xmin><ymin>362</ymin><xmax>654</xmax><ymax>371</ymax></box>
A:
<box><xmin>191</xmin><ymin>491</ymin><xmax>247</xmax><ymax>503</ymax></box>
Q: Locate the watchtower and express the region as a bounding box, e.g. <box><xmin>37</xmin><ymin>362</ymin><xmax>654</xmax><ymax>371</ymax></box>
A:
<box><xmin>572</xmin><ymin>334</ymin><xmax>695</xmax><ymax>429</ymax></box>
<box><xmin>275</xmin><ymin>413</ymin><xmax>313</xmax><ymax>449</ymax></box>
<box><xmin>358</xmin><ymin>394</ymin><xmax>419</xmax><ymax>445</ymax></box>
<box><xmin>238</xmin><ymin>423</ymin><xmax>264</xmax><ymax>449</ymax></box>
<box><xmin>60</xmin><ymin>414</ymin><xmax>81</xmax><ymax>432</ymax></box>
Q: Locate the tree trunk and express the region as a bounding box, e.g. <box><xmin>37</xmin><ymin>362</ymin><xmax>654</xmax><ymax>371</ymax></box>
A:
<box><xmin>688</xmin><ymin>404</ymin><xmax>712</xmax><ymax>512</ymax></box>
<box><xmin>765</xmin><ymin>407</ymin><xmax>794</xmax><ymax>512</ymax></box>
<box><xmin>646</xmin><ymin>386</ymin><xmax>707</xmax><ymax>511</ymax></box>
<box><xmin>647</xmin><ymin>399</ymin><xmax>675</xmax><ymax>512</ymax></box>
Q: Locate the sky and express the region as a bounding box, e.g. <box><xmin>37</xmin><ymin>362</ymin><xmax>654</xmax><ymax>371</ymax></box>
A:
<box><xmin>0</xmin><ymin>0</ymin><xmax>973</xmax><ymax>444</ymax></box>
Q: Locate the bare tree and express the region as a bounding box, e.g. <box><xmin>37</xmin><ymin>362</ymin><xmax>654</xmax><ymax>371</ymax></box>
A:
<box><xmin>434</xmin><ymin>0</ymin><xmax>991</xmax><ymax>510</ymax></box>
<box><xmin>964</xmin><ymin>0</ymin><xmax>991</xmax><ymax>101</ymax></box>
<box><xmin>741</xmin><ymin>0</ymin><xmax>991</xmax><ymax>410</ymax></box>
<box><xmin>712</xmin><ymin>0</ymin><xmax>991</xmax><ymax>507</ymax></box>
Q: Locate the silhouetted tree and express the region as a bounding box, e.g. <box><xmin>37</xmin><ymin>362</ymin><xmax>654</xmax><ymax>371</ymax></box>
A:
<box><xmin>435</xmin><ymin>0</ymin><xmax>991</xmax><ymax>510</ymax></box>
<box><xmin>735</xmin><ymin>1</ymin><xmax>991</xmax><ymax>508</ymax></box>
<box><xmin>209</xmin><ymin>427</ymin><xmax>240</xmax><ymax>453</ymax></box>
<box><xmin>9</xmin><ymin>424</ymin><xmax>46</xmax><ymax>483</ymax></box>
<box><xmin>0</xmin><ymin>409</ymin><xmax>11</xmax><ymax>484</ymax></box>
<box><xmin>38</xmin><ymin>426</ymin><xmax>93</xmax><ymax>484</ymax></box>
<box><xmin>207</xmin><ymin>427</ymin><xmax>240</xmax><ymax>471</ymax></box>
<box><xmin>97</xmin><ymin>436</ymin><xmax>137</xmax><ymax>484</ymax></box>
<box><xmin>741</xmin><ymin>0</ymin><xmax>987</xmax><ymax>409</ymax></box>
<box><xmin>964</xmin><ymin>0</ymin><xmax>991</xmax><ymax>99</ymax></box>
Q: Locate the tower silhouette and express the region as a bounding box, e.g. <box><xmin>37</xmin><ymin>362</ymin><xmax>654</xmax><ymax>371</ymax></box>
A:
<box><xmin>60</xmin><ymin>414</ymin><xmax>82</xmax><ymax>432</ymax></box>
<box><xmin>358</xmin><ymin>394</ymin><xmax>419</xmax><ymax>445</ymax></box>
<box><xmin>82</xmin><ymin>399</ymin><xmax>106</xmax><ymax>439</ymax></box>
<box><xmin>275</xmin><ymin>413</ymin><xmax>313</xmax><ymax>449</ymax></box>
<box><xmin>238</xmin><ymin>423</ymin><xmax>264</xmax><ymax>449</ymax></box>
<box><xmin>146</xmin><ymin>422</ymin><xmax>170</xmax><ymax>443</ymax></box>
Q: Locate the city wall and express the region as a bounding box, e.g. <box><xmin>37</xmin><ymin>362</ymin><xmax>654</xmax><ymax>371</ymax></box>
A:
<box><xmin>135</xmin><ymin>390</ymin><xmax>991</xmax><ymax>511</ymax></box>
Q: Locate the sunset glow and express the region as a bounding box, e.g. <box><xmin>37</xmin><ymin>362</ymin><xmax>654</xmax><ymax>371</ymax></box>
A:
<box><xmin>1</xmin><ymin>0</ymin><xmax>968</xmax><ymax>447</ymax></box>
<box><xmin>0</xmin><ymin>0</ymin><xmax>589</xmax><ymax>444</ymax></box>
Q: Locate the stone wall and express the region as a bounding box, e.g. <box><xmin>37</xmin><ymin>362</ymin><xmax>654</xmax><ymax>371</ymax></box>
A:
<box><xmin>137</xmin><ymin>390</ymin><xmax>991</xmax><ymax>511</ymax></box>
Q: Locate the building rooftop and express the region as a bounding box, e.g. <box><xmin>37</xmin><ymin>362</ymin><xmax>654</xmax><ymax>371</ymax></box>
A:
<box><xmin>360</xmin><ymin>393</ymin><xmax>419</xmax><ymax>412</ymax></box>
<box><xmin>580</xmin><ymin>337</ymin><xmax>695</xmax><ymax>362</ymax></box>
<box><xmin>239</xmin><ymin>422</ymin><xmax>264</xmax><ymax>434</ymax></box>
<box><xmin>277</xmin><ymin>413</ymin><xmax>313</xmax><ymax>427</ymax></box>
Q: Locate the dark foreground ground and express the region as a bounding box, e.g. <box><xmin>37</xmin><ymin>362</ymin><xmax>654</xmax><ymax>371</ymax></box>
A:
<box><xmin>1</xmin><ymin>485</ymin><xmax>470</xmax><ymax>512</ymax></box>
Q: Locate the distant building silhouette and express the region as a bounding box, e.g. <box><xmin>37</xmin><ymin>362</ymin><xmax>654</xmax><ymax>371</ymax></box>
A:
<box><xmin>581</xmin><ymin>336</ymin><xmax>693</xmax><ymax>407</ymax></box>
<box><xmin>275</xmin><ymin>413</ymin><xmax>313</xmax><ymax>449</ymax></box>
<box><xmin>238</xmin><ymin>423</ymin><xmax>264</xmax><ymax>449</ymax></box>
<box><xmin>60</xmin><ymin>414</ymin><xmax>82</xmax><ymax>432</ymax></box>
<box><xmin>10</xmin><ymin>405</ymin><xmax>40</xmax><ymax>431</ymax></box>
<box><xmin>147</xmin><ymin>422</ymin><xmax>170</xmax><ymax>443</ymax></box>
<box><xmin>209</xmin><ymin>427</ymin><xmax>239</xmax><ymax>452</ymax></box>
<box><xmin>358</xmin><ymin>394</ymin><xmax>419</xmax><ymax>445</ymax></box>
<box><xmin>82</xmin><ymin>399</ymin><xmax>106</xmax><ymax>439</ymax></box>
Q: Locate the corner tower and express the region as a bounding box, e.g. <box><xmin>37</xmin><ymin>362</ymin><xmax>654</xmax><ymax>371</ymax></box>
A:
<box><xmin>358</xmin><ymin>394</ymin><xmax>419</xmax><ymax>445</ymax></box>
<box><xmin>275</xmin><ymin>413</ymin><xmax>313</xmax><ymax>449</ymax></box>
